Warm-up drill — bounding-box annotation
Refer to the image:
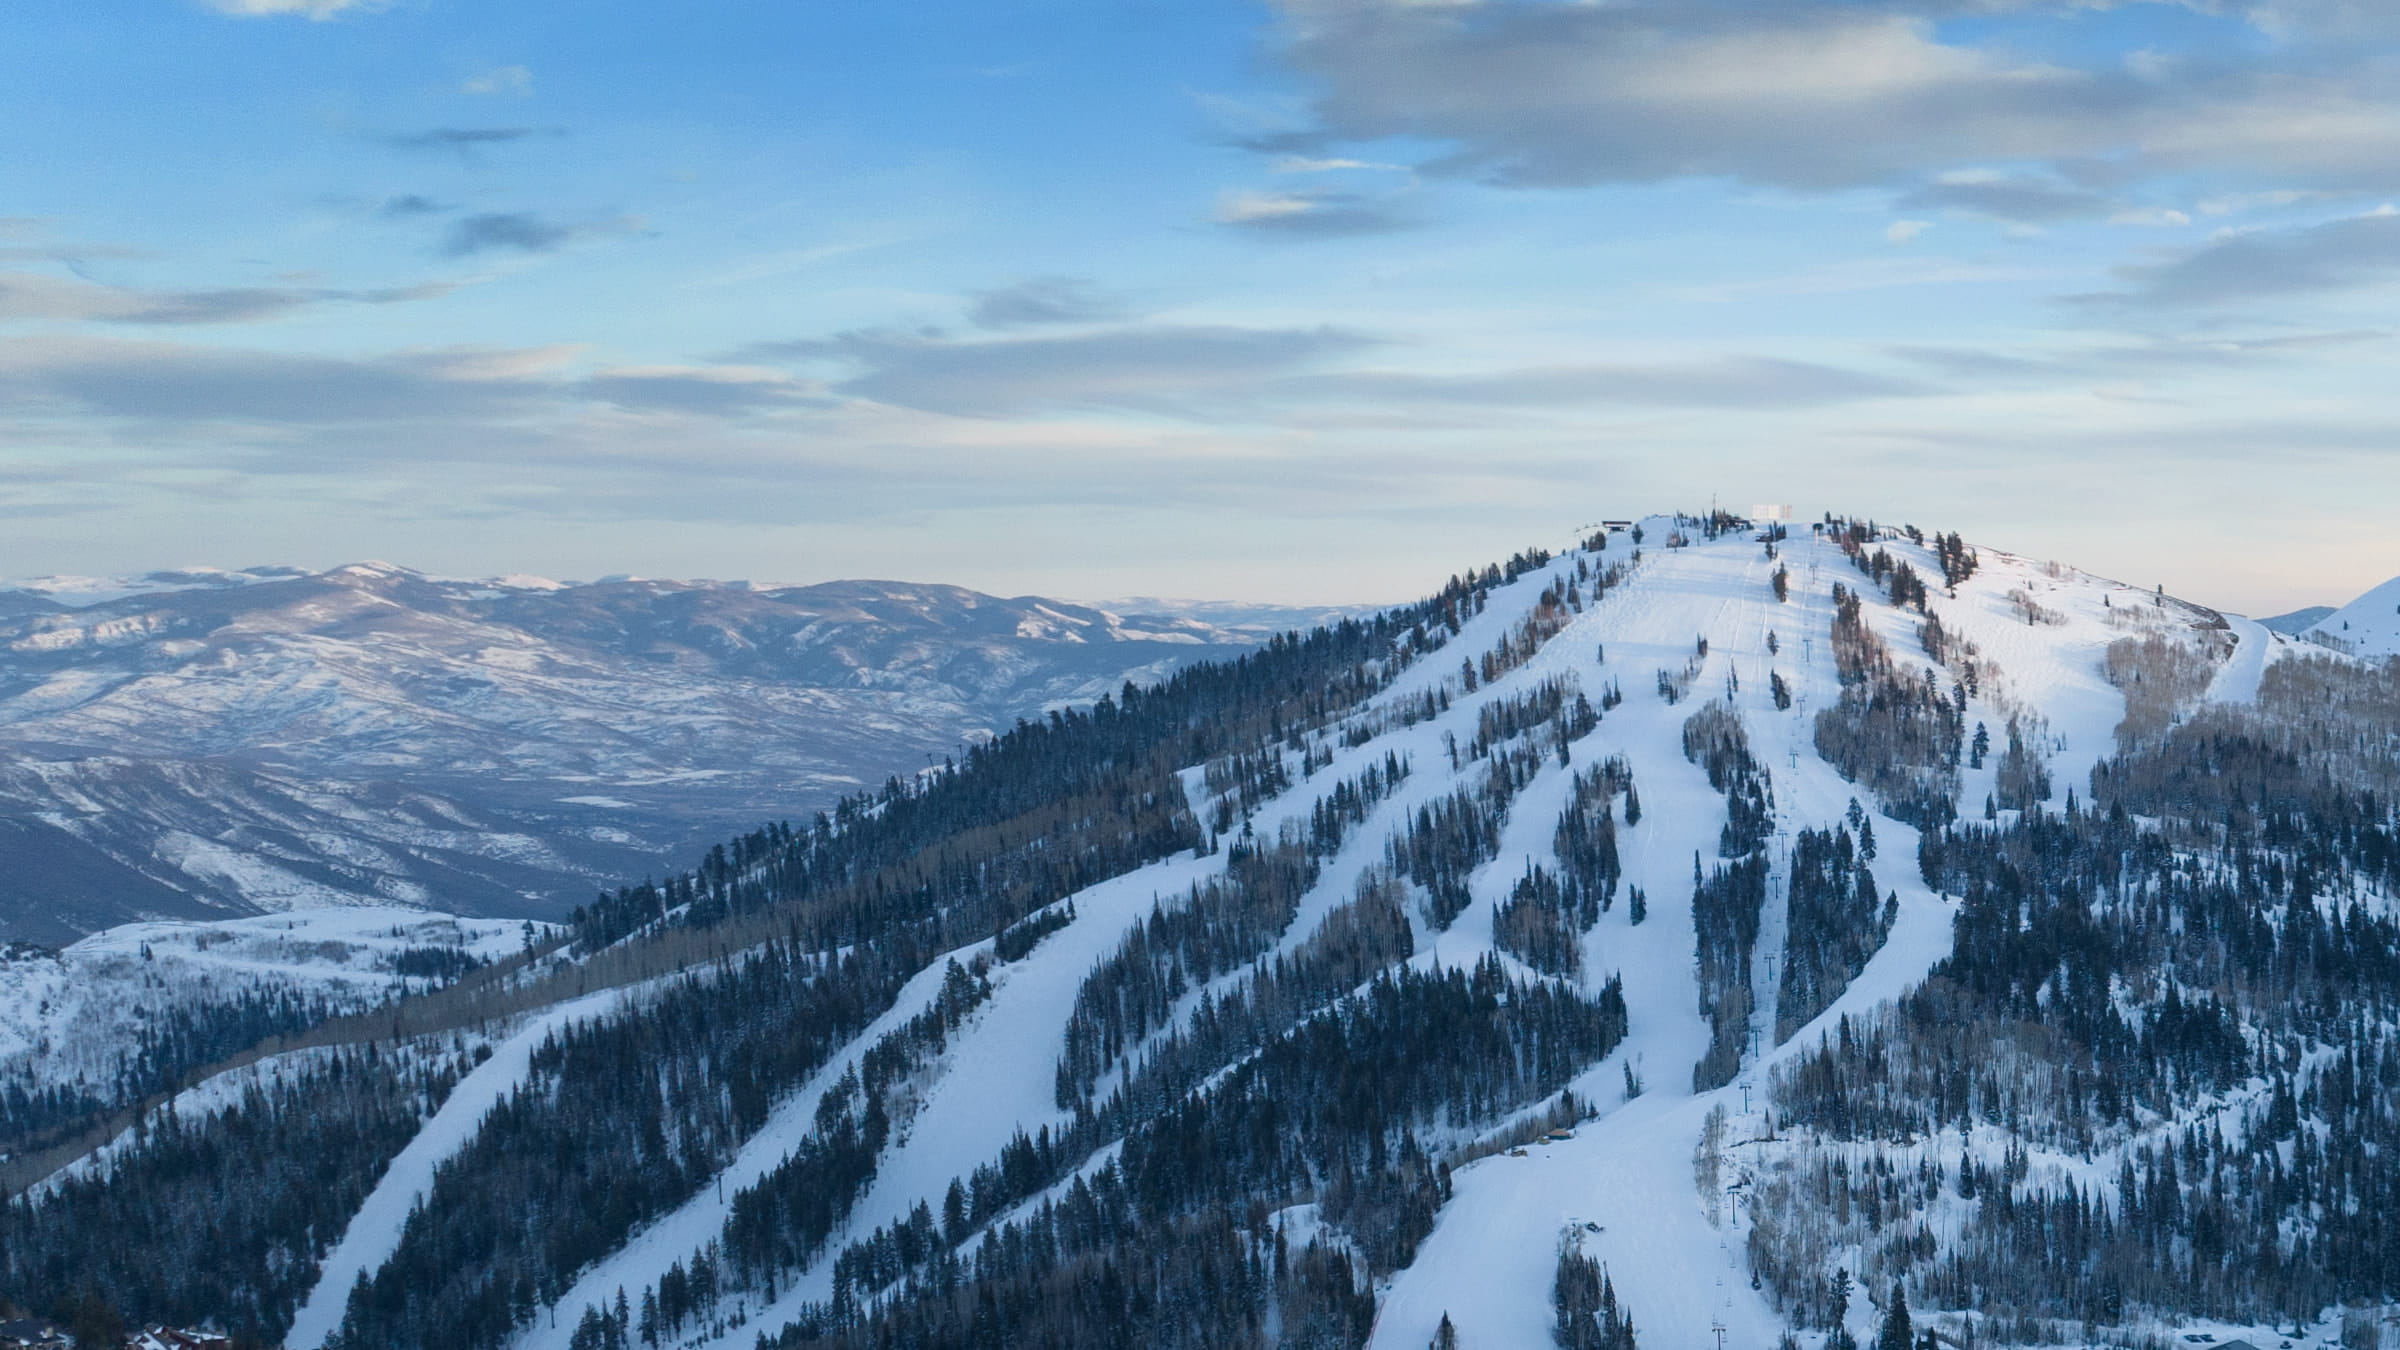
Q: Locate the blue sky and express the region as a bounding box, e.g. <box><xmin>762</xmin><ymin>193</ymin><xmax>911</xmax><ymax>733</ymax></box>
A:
<box><xmin>5</xmin><ymin>0</ymin><xmax>2399</xmax><ymax>612</ymax></box>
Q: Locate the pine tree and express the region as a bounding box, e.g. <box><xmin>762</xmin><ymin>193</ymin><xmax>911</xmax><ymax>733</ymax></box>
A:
<box><xmin>1876</xmin><ymin>1282</ymin><xmax>1911</xmax><ymax>1350</ymax></box>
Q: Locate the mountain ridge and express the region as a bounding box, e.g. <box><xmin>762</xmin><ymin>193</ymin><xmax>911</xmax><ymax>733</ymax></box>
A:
<box><xmin>8</xmin><ymin>518</ymin><xmax>2400</xmax><ymax>1350</ymax></box>
<box><xmin>0</xmin><ymin>564</ymin><xmax>1318</xmax><ymax>943</ymax></box>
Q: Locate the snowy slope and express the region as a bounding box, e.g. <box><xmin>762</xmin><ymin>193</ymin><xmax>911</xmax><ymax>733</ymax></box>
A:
<box><xmin>283</xmin><ymin>984</ymin><xmax>642</xmax><ymax>1350</ymax></box>
<box><xmin>2302</xmin><ymin>573</ymin><xmax>2400</xmax><ymax>658</ymax></box>
<box><xmin>0</xmin><ymin>906</ymin><xmax>537</xmax><ymax>1121</ymax></box>
<box><xmin>496</xmin><ymin>519</ymin><xmax>2213</xmax><ymax>1349</ymax></box>
<box><xmin>54</xmin><ymin>514</ymin><xmax>2270</xmax><ymax>1350</ymax></box>
<box><xmin>470</xmin><ymin>516</ymin><xmax>2218</xmax><ymax>1350</ymax></box>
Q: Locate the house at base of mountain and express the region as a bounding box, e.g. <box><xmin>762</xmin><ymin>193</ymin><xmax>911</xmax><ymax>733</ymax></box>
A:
<box><xmin>128</xmin><ymin>1328</ymin><xmax>233</xmax><ymax>1350</ymax></box>
<box><xmin>0</xmin><ymin>1319</ymin><xmax>71</xmax><ymax>1349</ymax></box>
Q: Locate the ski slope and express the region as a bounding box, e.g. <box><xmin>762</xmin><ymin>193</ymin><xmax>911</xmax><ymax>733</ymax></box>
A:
<box><xmin>286</xmin><ymin>984</ymin><xmax>644</xmax><ymax>1350</ymax></box>
<box><xmin>219</xmin><ymin>512</ymin><xmax>2241</xmax><ymax>1350</ymax></box>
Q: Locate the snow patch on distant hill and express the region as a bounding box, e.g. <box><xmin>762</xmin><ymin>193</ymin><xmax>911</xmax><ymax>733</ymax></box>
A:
<box><xmin>2303</xmin><ymin>574</ymin><xmax>2400</xmax><ymax>658</ymax></box>
<box><xmin>0</xmin><ymin>908</ymin><xmax>539</xmax><ymax>1112</ymax></box>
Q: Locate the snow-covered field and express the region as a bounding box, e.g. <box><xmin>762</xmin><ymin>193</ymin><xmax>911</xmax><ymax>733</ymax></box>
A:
<box><xmin>0</xmin><ymin>906</ymin><xmax>537</xmax><ymax>1111</ymax></box>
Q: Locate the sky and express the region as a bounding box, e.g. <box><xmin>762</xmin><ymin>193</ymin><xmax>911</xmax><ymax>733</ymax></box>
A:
<box><xmin>3</xmin><ymin>0</ymin><xmax>2398</xmax><ymax>615</ymax></box>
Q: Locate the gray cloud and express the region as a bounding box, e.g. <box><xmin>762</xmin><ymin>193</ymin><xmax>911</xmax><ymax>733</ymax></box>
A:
<box><xmin>1894</xmin><ymin>329</ymin><xmax>2390</xmax><ymax>381</ymax></box>
<box><xmin>754</xmin><ymin>324</ymin><xmax>1379</xmax><ymax>417</ymax></box>
<box><xmin>111</xmin><ymin>288</ymin><xmax>322</xmax><ymax>324</ymax></box>
<box><xmin>1266</xmin><ymin>3</ymin><xmax>2149</xmax><ymax>191</ymax></box>
<box><xmin>0</xmin><ymin>337</ymin><xmax>841</xmax><ymax>442</ymax></box>
<box><xmin>747</xmin><ymin>321</ymin><xmax>1913</xmax><ymax>419</ymax></box>
<box><xmin>442</xmin><ymin>213</ymin><xmax>575</xmax><ymax>257</ymax></box>
<box><xmin>1284</xmin><ymin>356</ymin><xmax>1927</xmax><ymax>410</ymax></box>
<box><xmin>1896</xmin><ymin>175</ymin><xmax>2116</xmax><ymax>224</ymax></box>
<box><xmin>0</xmin><ymin>338</ymin><xmax>550</xmax><ymax>425</ymax></box>
<box><xmin>0</xmin><ymin>272</ymin><xmax>455</xmax><ymax>326</ymax></box>
<box><xmin>378</xmin><ymin>194</ymin><xmax>448</xmax><ymax>219</ymax></box>
<box><xmin>386</xmin><ymin>127</ymin><xmax>547</xmax><ymax>153</ymax></box>
<box><xmin>968</xmin><ymin>278</ymin><xmax>1128</xmax><ymax>329</ymax></box>
<box><xmin>1259</xmin><ymin>0</ymin><xmax>2400</xmax><ymax>203</ymax></box>
<box><xmin>578</xmin><ymin>371</ymin><xmax>829</xmax><ymax>416</ymax></box>
<box><xmin>2080</xmin><ymin>209</ymin><xmax>2400</xmax><ymax>309</ymax></box>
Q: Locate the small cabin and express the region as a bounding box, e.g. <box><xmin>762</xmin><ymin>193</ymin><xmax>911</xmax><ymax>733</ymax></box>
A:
<box><xmin>129</xmin><ymin>1328</ymin><xmax>235</xmax><ymax>1350</ymax></box>
<box><xmin>0</xmin><ymin>1320</ymin><xmax>71</xmax><ymax>1350</ymax></box>
<box><xmin>1545</xmin><ymin>1127</ymin><xmax>1575</xmax><ymax>1142</ymax></box>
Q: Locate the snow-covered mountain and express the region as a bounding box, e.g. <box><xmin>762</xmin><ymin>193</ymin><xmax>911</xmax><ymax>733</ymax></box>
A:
<box><xmin>0</xmin><ymin>564</ymin><xmax>1306</xmax><ymax>943</ymax></box>
<box><xmin>9</xmin><ymin>517</ymin><xmax>2398</xmax><ymax>1350</ymax></box>
<box><xmin>2302</xmin><ymin>573</ymin><xmax>2400</xmax><ymax>657</ymax></box>
<box><xmin>2257</xmin><ymin>605</ymin><xmax>2335</xmax><ymax>636</ymax></box>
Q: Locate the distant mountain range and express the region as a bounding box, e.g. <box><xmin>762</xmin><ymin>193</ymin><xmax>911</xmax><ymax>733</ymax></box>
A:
<box><xmin>2257</xmin><ymin>605</ymin><xmax>2335</xmax><ymax>635</ymax></box>
<box><xmin>0</xmin><ymin>564</ymin><xmax>1344</xmax><ymax>943</ymax></box>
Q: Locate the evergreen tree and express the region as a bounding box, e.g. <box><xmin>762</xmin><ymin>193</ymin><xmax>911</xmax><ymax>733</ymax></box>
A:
<box><xmin>1876</xmin><ymin>1282</ymin><xmax>1911</xmax><ymax>1350</ymax></box>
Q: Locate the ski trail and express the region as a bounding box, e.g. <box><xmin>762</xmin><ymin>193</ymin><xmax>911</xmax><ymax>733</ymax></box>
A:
<box><xmin>2206</xmin><ymin>615</ymin><xmax>2274</xmax><ymax>706</ymax></box>
<box><xmin>514</xmin><ymin>951</ymin><xmax>976</xmax><ymax>1350</ymax></box>
<box><xmin>683</xmin><ymin>853</ymin><xmax>1217</xmax><ymax>1350</ymax></box>
<box><xmin>1372</xmin><ymin>522</ymin><xmax>1965</xmax><ymax>1350</ymax></box>
<box><xmin>286</xmin><ymin>986</ymin><xmax>636</xmax><ymax>1350</ymax></box>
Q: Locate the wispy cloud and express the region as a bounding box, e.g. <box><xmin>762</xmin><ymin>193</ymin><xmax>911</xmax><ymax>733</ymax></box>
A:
<box><xmin>442</xmin><ymin>214</ymin><xmax>573</xmax><ymax>257</ymax></box>
<box><xmin>437</xmin><ymin>213</ymin><xmax>641</xmax><ymax>259</ymax></box>
<box><xmin>740</xmin><ymin>319</ymin><xmax>1920</xmax><ymax>421</ymax></box>
<box><xmin>1897</xmin><ymin>172</ymin><xmax>2117</xmax><ymax>225</ymax></box>
<box><xmin>578</xmin><ymin>365</ymin><xmax>829</xmax><ymax>416</ymax></box>
<box><xmin>1893</xmin><ymin>329</ymin><xmax>2391</xmax><ymax>383</ymax></box>
<box><xmin>1283</xmin><ymin>356</ymin><xmax>1928</xmax><ymax>411</ymax></box>
<box><xmin>1272</xmin><ymin>156</ymin><xmax>1406</xmax><ymax>174</ymax></box>
<box><xmin>462</xmin><ymin>66</ymin><xmax>534</xmax><ymax>97</ymax></box>
<box><xmin>968</xmin><ymin>277</ymin><xmax>1130</xmax><ymax>329</ymax></box>
<box><xmin>2076</xmin><ymin>207</ymin><xmax>2400</xmax><ymax>310</ymax></box>
<box><xmin>751</xmin><ymin>323</ymin><xmax>1378</xmax><ymax>417</ymax></box>
<box><xmin>385</xmin><ymin>127</ymin><xmax>552</xmax><ymax>154</ymax></box>
<box><xmin>1214</xmin><ymin>189</ymin><xmax>1409</xmax><ymax>237</ymax></box>
<box><xmin>377</xmin><ymin>194</ymin><xmax>448</xmax><ymax>219</ymax></box>
<box><xmin>204</xmin><ymin>0</ymin><xmax>378</xmax><ymax>18</ymax></box>
<box><xmin>0</xmin><ymin>271</ymin><xmax>454</xmax><ymax>325</ymax></box>
<box><xmin>0</xmin><ymin>336</ymin><xmax>550</xmax><ymax>424</ymax></box>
